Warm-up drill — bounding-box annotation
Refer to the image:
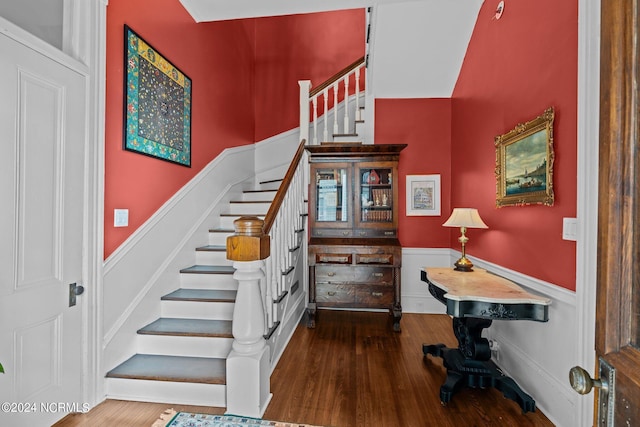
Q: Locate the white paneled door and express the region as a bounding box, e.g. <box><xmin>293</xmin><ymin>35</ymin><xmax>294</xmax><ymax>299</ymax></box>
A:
<box><xmin>0</xmin><ymin>32</ymin><xmax>87</xmax><ymax>425</ymax></box>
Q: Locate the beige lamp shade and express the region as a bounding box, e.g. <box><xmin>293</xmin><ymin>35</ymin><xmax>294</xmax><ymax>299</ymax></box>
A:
<box><xmin>443</xmin><ymin>208</ymin><xmax>488</xmax><ymax>229</ymax></box>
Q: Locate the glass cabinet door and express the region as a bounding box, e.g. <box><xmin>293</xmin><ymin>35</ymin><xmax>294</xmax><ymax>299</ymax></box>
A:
<box><xmin>312</xmin><ymin>165</ymin><xmax>350</xmax><ymax>226</ymax></box>
<box><xmin>356</xmin><ymin>163</ymin><xmax>396</xmax><ymax>231</ymax></box>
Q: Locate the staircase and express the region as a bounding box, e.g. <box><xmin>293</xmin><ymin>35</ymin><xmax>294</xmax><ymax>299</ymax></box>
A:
<box><xmin>105</xmin><ymin>53</ymin><xmax>364</xmax><ymax>411</ymax></box>
<box><xmin>105</xmin><ymin>179</ymin><xmax>280</xmax><ymax>407</ymax></box>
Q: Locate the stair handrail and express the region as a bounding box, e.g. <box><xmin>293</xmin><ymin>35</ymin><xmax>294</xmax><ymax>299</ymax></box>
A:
<box><xmin>309</xmin><ymin>56</ymin><xmax>365</xmax><ymax>98</ymax></box>
<box><xmin>263</xmin><ymin>138</ymin><xmax>307</xmax><ymax>234</ymax></box>
<box><xmin>300</xmin><ymin>56</ymin><xmax>366</xmax><ymax>145</ymax></box>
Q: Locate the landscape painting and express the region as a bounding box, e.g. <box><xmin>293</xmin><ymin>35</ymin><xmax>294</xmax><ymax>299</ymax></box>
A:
<box><xmin>495</xmin><ymin>108</ymin><xmax>555</xmax><ymax>207</ymax></box>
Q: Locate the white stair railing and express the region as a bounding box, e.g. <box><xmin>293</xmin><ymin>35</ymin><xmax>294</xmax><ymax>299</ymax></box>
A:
<box><xmin>299</xmin><ymin>57</ymin><xmax>366</xmax><ymax>145</ymax></box>
<box><xmin>225</xmin><ymin>139</ymin><xmax>308</xmax><ymax>417</ymax></box>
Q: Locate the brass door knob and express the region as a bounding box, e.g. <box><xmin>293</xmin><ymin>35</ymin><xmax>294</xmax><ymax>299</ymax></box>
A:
<box><xmin>569</xmin><ymin>366</ymin><xmax>607</xmax><ymax>395</ymax></box>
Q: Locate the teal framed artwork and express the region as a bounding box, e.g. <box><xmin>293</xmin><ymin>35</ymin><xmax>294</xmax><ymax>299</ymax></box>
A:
<box><xmin>124</xmin><ymin>25</ymin><xmax>192</xmax><ymax>167</ymax></box>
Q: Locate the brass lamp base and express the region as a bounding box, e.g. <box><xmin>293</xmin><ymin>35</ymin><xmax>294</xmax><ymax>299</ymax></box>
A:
<box><xmin>453</xmin><ymin>256</ymin><xmax>474</xmax><ymax>272</ymax></box>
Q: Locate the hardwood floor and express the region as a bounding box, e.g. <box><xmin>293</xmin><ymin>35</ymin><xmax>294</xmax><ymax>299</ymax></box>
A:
<box><xmin>55</xmin><ymin>311</ymin><xmax>555</xmax><ymax>427</ymax></box>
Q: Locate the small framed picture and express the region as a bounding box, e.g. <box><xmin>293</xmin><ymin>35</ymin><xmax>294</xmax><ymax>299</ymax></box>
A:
<box><xmin>406</xmin><ymin>174</ymin><xmax>441</xmax><ymax>216</ymax></box>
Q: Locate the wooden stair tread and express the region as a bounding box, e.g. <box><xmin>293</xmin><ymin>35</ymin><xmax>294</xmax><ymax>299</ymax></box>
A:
<box><xmin>229</xmin><ymin>200</ymin><xmax>271</xmax><ymax>204</ymax></box>
<box><xmin>138</xmin><ymin>318</ymin><xmax>233</xmax><ymax>337</ymax></box>
<box><xmin>209</xmin><ymin>228</ymin><xmax>234</xmax><ymax>233</ymax></box>
<box><xmin>180</xmin><ymin>265</ymin><xmax>235</xmax><ymax>274</ymax></box>
<box><xmin>162</xmin><ymin>288</ymin><xmax>236</xmax><ymax>302</ymax></box>
<box><xmin>243</xmin><ymin>189</ymin><xmax>277</xmax><ymax>194</ymax></box>
<box><xmin>332</xmin><ymin>133</ymin><xmax>358</xmax><ymax>137</ymax></box>
<box><xmin>259</xmin><ymin>178</ymin><xmax>283</xmax><ymax>184</ymax></box>
<box><xmin>195</xmin><ymin>244</ymin><xmax>226</xmax><ymax>252</ymax></box>
<box><xmin>106</xmin><ymin>354</ymin><xmax>225</xmax><ymax>384</ymax></box>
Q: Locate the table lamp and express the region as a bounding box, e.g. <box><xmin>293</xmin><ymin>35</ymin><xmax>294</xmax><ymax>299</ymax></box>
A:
<box><xmin>443</xmin><ymin>208</ymin><xmax>488</xmax><ymax>272</ymax></box>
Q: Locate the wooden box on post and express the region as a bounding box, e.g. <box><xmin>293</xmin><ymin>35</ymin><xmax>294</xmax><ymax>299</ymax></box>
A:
<box><xmin>226</xmin><ymin>216</ymin><xmax>270</xmax><ymax>261</ymax></box>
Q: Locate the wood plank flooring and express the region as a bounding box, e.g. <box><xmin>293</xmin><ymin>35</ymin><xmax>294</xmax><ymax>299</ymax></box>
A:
<box><xmin>55</xmin><ymin>311</ymin><xmax>555</xmax><ymax>427</ymax></box>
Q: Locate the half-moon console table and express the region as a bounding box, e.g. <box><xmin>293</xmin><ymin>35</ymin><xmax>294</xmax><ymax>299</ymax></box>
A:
<box><xmin>420</xmin><ymin>267</ymin><xmax>551</xmax><ymax>413</ymax></box>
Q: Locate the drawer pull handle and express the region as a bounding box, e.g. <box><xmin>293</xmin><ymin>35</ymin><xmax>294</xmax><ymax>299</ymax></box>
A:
<box><xmin>384</xmin><ymin>231</ymin><xmax>394</xmax><ymax>235</ymax></box>
<box><xmin>372</xmin><ymin>292</ymin><xmax>384</xmax><ymax>297</ymax></box>
<box><xmin>327</xmin><ymin>272</ymin><xmax>336</xmax><ymax>277</ymax></box>
<box><xmin>359</xmin><ymin>231</ymin><xmax>366</xmax><ymax>236</ymax></box>
<box><xmin>342</xmin><ymin>231</ymin><xmax>349</xmax><ymax>236</ymax></box>
<box><xmin>373</xmin><ymin>273</ymin><xmax>383</xmax><ymax>277</ymax></box>
<box><xmin>328</xmin><ymin>291</ymin><xmax>337</xmax><ymax>296</ymax></box>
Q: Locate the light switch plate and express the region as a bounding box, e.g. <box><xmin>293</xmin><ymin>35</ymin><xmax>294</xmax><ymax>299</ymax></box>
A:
<box><xmin>562</xmin><ymin>217</ymin><xmax>577</xmax><ymax>241</ymax></box>
<box><xmin>114</xmin><ymin>209</ymin><xmax>129</xmax><ymax>227</ymax></box>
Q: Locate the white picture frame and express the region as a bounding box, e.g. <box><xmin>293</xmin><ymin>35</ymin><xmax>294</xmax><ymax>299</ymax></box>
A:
<box><xmin>406</xmin><ymin>174</ymin><xmax>441</xmax><ymax>216</ymax></box>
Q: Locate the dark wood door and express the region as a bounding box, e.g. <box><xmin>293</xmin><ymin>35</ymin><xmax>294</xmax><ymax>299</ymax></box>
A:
<box><xmin>592</xmin><ymin>0</ymin><xmax>640</xmax><ymax>423</ymax></box>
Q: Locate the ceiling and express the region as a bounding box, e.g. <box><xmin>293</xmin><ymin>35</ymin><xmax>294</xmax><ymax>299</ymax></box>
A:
<box><xmin>179</xmin><ymin>0</ymin><xmax>424</xmax><ymax>22</ymax></box>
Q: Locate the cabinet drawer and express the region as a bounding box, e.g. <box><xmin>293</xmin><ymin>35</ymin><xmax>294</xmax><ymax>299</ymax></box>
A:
<box><xmin>316</xmin><ymin>283</ymin><xmax>355</xmax><ymax>304</ymax></box>
<box><xmin>353</xmin><ymin>267</ymin><xmax>392</xmax><ymax>283</ymax></box>
<box><xmin>312</xmin><ymin>229</ymin><xmax>353</xmax><ymax>238</ymax></box>
<box><xmin>316</xmin><ymin>253</ymin><xmax>352</xmax><ymax>264</ymax></box>
<box><xmin>356</xmin><ymin>253</ymin><xmax>394</xmax><ymax>265</ymax></box>
<box><xmin>315</xmin><ymin>265</ymin><xmax>354</xmax><ymax>282</ymax></box>
<box><xmin>354</xmin><ymin>229</ymin><xmax>397</xmax><ymax>238</ymax></box>
<box><xmin>356</xmin><ymin>285</ymin><xmax>394</xmax><ymax>306</ymax></box>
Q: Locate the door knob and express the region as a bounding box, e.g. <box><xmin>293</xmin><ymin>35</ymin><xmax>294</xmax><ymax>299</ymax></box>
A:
<box><xmin>569</xmin><ymin>365</ymin><xmax>607</xmax><ymax>395</ymax></box>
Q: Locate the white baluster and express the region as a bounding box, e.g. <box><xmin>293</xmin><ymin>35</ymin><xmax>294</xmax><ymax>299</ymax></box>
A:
<box><xmin>323</xmin><ymin>89</ymin><xmax>329</xmax><ymax>142</ymax></box>
<box><xmin>333</xmin><ymin>83</ymin><xmax>339</xmax><ymax>135</ymax></box>
<box><xmin>343</xmin><ymin>75</ymin><xmax>350</xmax><ymax>133</ymax></box>
<box><xmin>312</xmin><ymin>96</ymin><xmax>318</xmax><ymax>145</ymax></box>
<box><xmin>355</xmin><ymin>67</ymin><xmax>361</xmax><ymax>121</ymax></box>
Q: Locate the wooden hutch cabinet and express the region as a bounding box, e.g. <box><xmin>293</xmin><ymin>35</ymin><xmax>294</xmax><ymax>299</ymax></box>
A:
<box><xmin>305</xmin><ymin>143</ymin><xmax>407</xmax><ymax>331</ymax></box>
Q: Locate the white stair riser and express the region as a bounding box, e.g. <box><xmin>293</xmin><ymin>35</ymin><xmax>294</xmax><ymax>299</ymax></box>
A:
<box><xmin>196</xmin><ymin>251</ymin><xmax>232</xmax><ymax>265</ymax></box>
<box><xmin>256</xmin><ymin>182</ymin><xmax>281</xmax><ymax>191</ymax></box>
<box><xmin>227</xmin><ymin>202</ymin><xmax>270</xmax><ymax>215</ymax></box>
<box><xmin>242</xmin><ymin>191</ymin><xmax>276</xmax><ymax>202</ymax></box>
<box><xmin>161</xmin><ymin>300</ymin><xmax>235</xmax><ymax>320</ymax></box>
<box><xmin>208</xmin><ymin>231</ymin><xmax>234</xmax><ymax>246</ymax></box>
<box><xmin>219</xmin><ymin>215</ymin><xmax>264</xmax><ymax>229</ymax></box>
<box><xmin>355</xmin><ymin>121</ymin><xmax>365</xmax><ymax>135</ymax></box>
<box><xmin>180</xmin><ymin>273</ymin><xmax>238</xmax><ymax>290</ymax></box>
<box><xmin>137</xmin><ymin>335</ymin><xmax>233</xmax><ymax>359</ymax></box>
<box><xmin>333</xmin><ymin>134</ymin><xmax>361</xmax><ymax>143</ymax></box>
<box><xmin>106</xmin><ymin>378</ymin><xmax>226</xmax><ymax>407</ymax></box>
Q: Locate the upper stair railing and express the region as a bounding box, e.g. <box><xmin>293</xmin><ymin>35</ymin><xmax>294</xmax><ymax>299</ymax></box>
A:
<box><xmin>299</xmin><ymin>56</ymin><xmax>366</xmax><ymax>145</ymax></box>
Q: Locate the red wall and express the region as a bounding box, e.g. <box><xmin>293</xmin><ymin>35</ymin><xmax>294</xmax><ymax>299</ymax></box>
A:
<box><xmin>374</xmin><ymin>98</ymin><xmax>452</xmax><ymax>249</ymax></box>
<box><xmin>105</xmin><ymin>0</ymin><xmax>255</xmax><ymax>258</ymax></box>
<box><xmin>451</xmin><ymin>1</ymin><xmax>578</xmax><ymax>290</ymax></box>
<box><xmin>253</xmin><ymin>10</ymin><xmax>366</xmax><ymax>141</ymax></box>
<box><xmin>105</xmin><ymin>4</ymin><xmax>365</xmax><ymax>258</ymax></box>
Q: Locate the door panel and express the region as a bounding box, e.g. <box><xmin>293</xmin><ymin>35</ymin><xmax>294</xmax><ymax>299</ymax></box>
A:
<box><xmin>0</xmin><ymin>32</ymin><xmax>86</xmax><ymax>425</ymax></box>
<box><xmin>595</xmin><ymin>0</ymin><xmax>640</xmax><ymax>424</ymax></box>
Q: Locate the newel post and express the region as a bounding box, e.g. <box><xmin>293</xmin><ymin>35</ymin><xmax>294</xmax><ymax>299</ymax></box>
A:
<box><xmin>298</xmin><ymin>80</ymin><xmax>311</xmax><ymax>145</ymax></box>
<box><xmin>225</xmin><ymin>217</ymin><xmax>272</xmax><ymax>417</ymax></box>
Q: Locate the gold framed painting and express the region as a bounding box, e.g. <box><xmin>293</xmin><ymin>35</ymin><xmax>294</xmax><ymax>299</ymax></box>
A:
<box><xmin>495</xmin><ymin>107</ymin><xmax>555</xmax><ymax>207</ymax></box>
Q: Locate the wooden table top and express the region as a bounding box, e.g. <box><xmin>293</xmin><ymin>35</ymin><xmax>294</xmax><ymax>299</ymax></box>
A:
<box><xmin>422</xmin><ymin>267</ymin><xmax>551</xmax><ymax>306</ymax></box>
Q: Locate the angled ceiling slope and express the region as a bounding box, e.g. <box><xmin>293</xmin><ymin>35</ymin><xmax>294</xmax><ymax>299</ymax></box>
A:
<box><xmin>178</xmin><ymin>0</ymin><xmax>410</xmax><ymax>22</ymax></box>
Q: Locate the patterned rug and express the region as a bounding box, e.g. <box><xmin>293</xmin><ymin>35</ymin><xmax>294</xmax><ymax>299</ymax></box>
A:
<box><xmin>152</xmin><ymin>409</ymin><xmax>321</xmax><ymax>427</ymax></box>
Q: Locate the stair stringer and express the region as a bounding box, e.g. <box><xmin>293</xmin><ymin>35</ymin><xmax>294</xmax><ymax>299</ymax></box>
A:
<box><xmin>102</xmin><ymin>145</ymin><xmax>254</xmax><ymax>385</ymax></box>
